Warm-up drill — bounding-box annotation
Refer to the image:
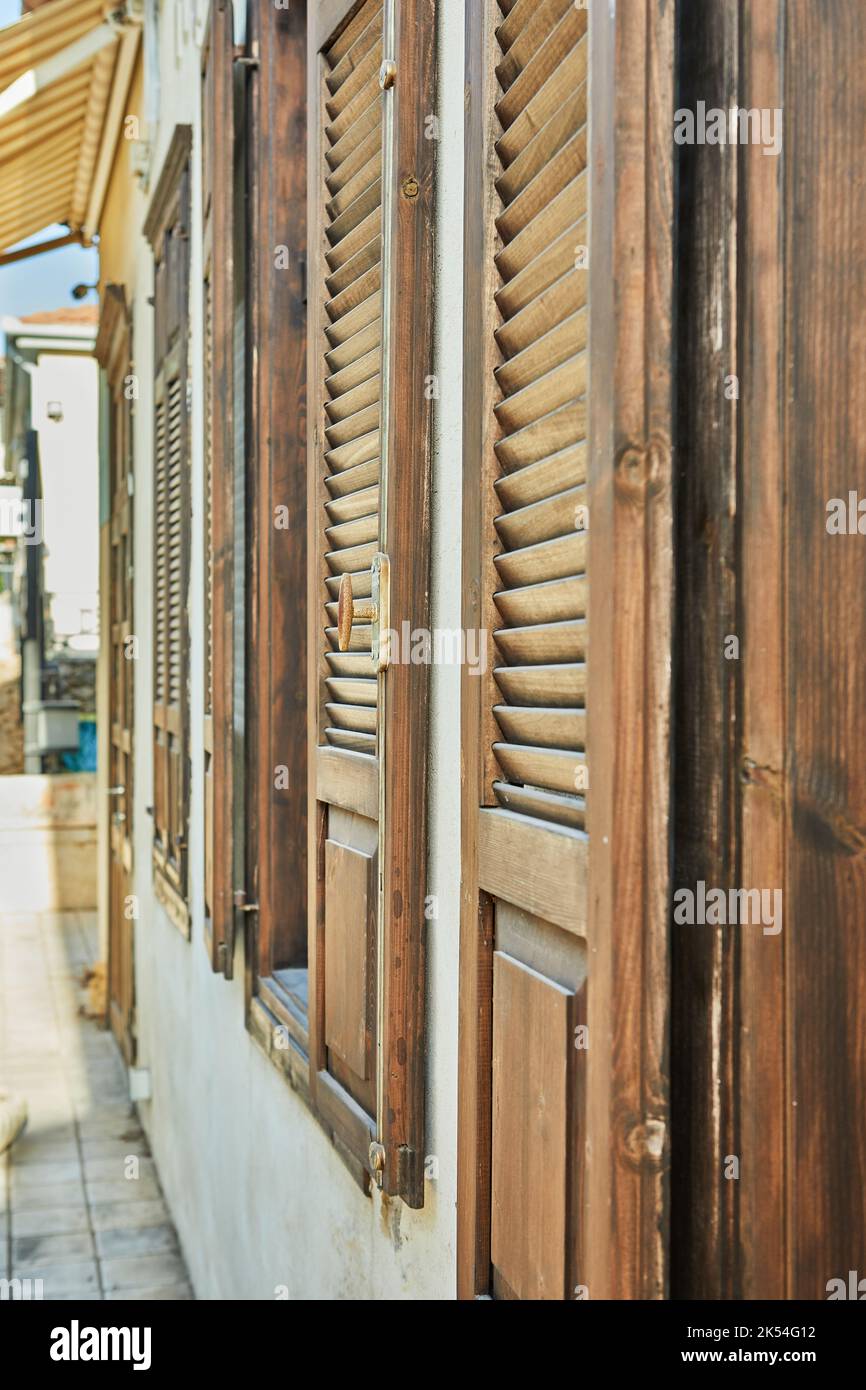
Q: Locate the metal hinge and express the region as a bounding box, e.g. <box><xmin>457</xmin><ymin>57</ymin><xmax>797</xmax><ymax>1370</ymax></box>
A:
<box><xmin>369</xmin><ymin>1141</ymin><xmax>386</xmax><ymax>1186</ymax></box>
<box><xmin>233</xmin><ymin>889</ymin><xmax>259</xmax><ymax>913</ymax></box>
<box><xmin>234</xmin><ymin>41</ymin><xmax>259</xmax><ymax>68</ymax></box>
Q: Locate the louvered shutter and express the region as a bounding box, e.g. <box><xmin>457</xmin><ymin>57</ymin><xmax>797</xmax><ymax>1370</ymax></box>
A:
<box><xmin>319</xmin><ymin>0</ymin><xmax>383</xmax><ymax>757</ymax></box>
<box><xmin>491</xmin><ymin>0</ymin><xmax>587</xmax><ymax>829</ymax></box>
<box><xmin>145</xmin><ymin>127</ymin><xmax>193</xmax><ymax>935</ymax></box>
<box><xmin>201</xmin><ymin>0</ymin><xmax>236</xmax><ymax>975</ymax></box>
<box><xmin>96</xmin><ymin>285</ymin><xmax>136</xmax><ymax>1065</ymax></box>
<box><xmin>306</xmin><ymin>0</ymin><xmax>434</xmax><ymax>1207</ymax></box>
<box><xmin>459</xmin><ymin>0</ymin><xmax>675</xmax><ymax>1301</ymax></box>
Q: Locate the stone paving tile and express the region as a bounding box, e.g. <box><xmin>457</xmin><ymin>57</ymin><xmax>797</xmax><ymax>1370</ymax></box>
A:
<box><xmin>10</xmin><ymin>1207</ymin><xmax>91</xmax><ymax>1238</ymax></box>
<box><xmin>2</xmin><ymin>910</ymin><xmax>193</xmax><ymax>1301</ymax></box>
<box><xmin>90</xmin><ymin>1199</ymin><xmax>171</xmax><ymax>1232</ymax></box>
<box><xmin>12</xmin><ymin>1160</ymin><xmax>84</xmax><ymax>1187</ymax></box>
<box><xmin>95</xmin><ymin>1225</ymin><xmax>178</xmax><ymax>1260</ymax></box>
<box><xmin>85</xmin><ymin>1178</ymin><xmax>162</xmax><ymax>1204</ymax></box>
<box><xmin>26</xmin><ymin>1261</ymin><xmax>101</xmax><ymax>1296</ymax></box>
<box><xmin>107</xmin><ymin>1284</ymin><xmax>193</xmax><ymax>1300</ymax></box>
<box><xmin>12</xmin><ymin>1231</ymin><xmax>96</xmax><ymax>1264</ymax></box>
<box><xmin>12</xmin><ymin>1181</ymin><xmax>88</xmax><ymax>1211</ymax></box>
<box><xmin>82</xmin><ymin>1138</ymin><xmax>152</xmax><ymax>1161</ymax></box>
<box><xmin>101</xmin><ymin>1252</ymin><xmax>189</xmax><ymax>1292</ymax></box>
<box><xmin>12</xmin><ymin>1138</ymin><xmax>78</xmax><ymax>1166</ymax></box>
<box><xmin>85</xmin><ymin>1157</ymin><xmax>157</xmax><ymax>1182</ymax></box>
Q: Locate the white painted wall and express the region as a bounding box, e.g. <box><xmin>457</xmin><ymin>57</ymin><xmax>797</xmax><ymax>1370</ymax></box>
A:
<box><xmin>128</xmin><ymin>0</ymin><xmax>465</xmax><ymax>1299</ymax></box>
<box><xmin>33</xmin><ymin>352</ymin><xmax>99</xmax><ymax>653</ymax></box>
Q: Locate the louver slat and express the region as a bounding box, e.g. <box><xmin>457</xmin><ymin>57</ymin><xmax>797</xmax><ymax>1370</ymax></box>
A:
<box><xmin>318</xmin><ymin>23</ymin><xmax>384</xmax><ymax>755</ymax></box>
<box><xmin>490</xmin><ymin>2</ymin><xmax>587</xmax><ymax>829</ymax></box>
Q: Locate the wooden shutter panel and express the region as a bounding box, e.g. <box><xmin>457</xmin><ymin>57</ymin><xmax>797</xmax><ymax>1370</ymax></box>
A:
<box><xmin>307</xmin><ymin>0</ymin><xmax>434</xmax><ymax>1207</ymax></box>
<box><xmin>243</xmin><ymin>0</ymin><xmax>308</xmax><ymax>1033</ymax></box>
<box><xmin>96</xmin><ymin>285</ymin><xmax>136</xmax><ymax>1065</ymax></box>
<box><xmin>459</xmin><ymin>0</ymin><xmax>675</xmax><ymax>1300</ymax></box>
<box><xmin>320</xmin><ymin>0</ymin><xmax>383</xmax><ymax>757</ymax></box>
<box><xmin>202</xmin><ymin>0</ymin><xmax>236</xmax><ymax>975</ymax></box>
<box><xmin>490</xmin><ymin>0</ymin><xmax>588</xmax><ymax>831</ymax></box>
<box><xmin>145</xmin><ymin>127</ymin><xmax>193</xmax><ymax>935</ymax></box>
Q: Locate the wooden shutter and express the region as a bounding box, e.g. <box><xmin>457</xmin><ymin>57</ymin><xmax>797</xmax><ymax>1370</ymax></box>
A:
<box><xmin>202</xmin><ymin>0</ymin><xmax>236</xmax><ymax>975</ymax></box>
<box><xmin>459</xmin><ymin>0</ymin><xmax>675</xmax><ymax>1299</ymax></box>
<box><xmin>145</xmin><ymin>126</ymin><xmax>193</xmax><ymax>935</ymax></box>
<box><xmin>96</xmin><ymin>285</ymin><xmax>136</xmax><ymax>1064</ymax></box>
<box><xmin>306</xmin><ymin>0</ymin><xmax>434</xmax><ymax>1207</ymax></box>
<box><xmin>243</xmin><ymin>0</ymin><xmax>309</xmax><ymax>1072</ymax></box>
<box><xmin>489</xmin><ymin>0</ymin><xmax>588</xmax><ymax>831</ymax></box>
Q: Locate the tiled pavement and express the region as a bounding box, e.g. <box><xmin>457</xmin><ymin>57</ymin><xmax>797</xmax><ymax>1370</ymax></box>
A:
<box><xmin>1</xmin><ymin>911</ymin><xmax>193</xmax><ymax>1300</ymax></box>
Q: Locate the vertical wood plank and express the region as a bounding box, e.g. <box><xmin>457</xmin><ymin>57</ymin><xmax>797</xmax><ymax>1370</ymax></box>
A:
<box><xmin>378</xmin><ymin>0</ymin><xmax>436</xmax><ymax>1207</ymax></box>
<box><xmin>737</xmin><ymin>0</ymin><xmax>788</xmax><ymax>1300</ymax></box>
<box><xmin>585</xmin><ymin>0</ymin><xmax>674</xmax><ymax>1301</ymax></box>
<box><xmin>670</xmin><ymin>0</ymin><xmax>740</xmax><ymax>1300</ymax></box>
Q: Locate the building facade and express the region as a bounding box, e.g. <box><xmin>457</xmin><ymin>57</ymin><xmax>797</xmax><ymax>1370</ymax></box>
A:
<box><xmin>2</xmin><ymin>0</ymin><xmax>865</xmax><ymax>1301</ymax></box>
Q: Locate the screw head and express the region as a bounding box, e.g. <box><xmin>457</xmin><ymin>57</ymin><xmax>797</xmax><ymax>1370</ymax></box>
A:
<box><xmin>379</xmin><ymin>59</ymin><xmax>397</xmax><ymax>90</ymax></box>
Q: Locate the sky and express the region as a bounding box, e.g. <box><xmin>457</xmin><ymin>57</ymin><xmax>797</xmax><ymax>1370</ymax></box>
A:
<box><xmin>0</xmin><ymin>1</ymin><xmax>100</xmax><ymax>326</ymax></box>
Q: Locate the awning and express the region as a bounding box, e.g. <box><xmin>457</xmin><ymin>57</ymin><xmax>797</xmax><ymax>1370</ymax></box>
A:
<box><xmin>0</xmin><ymin>0</ymin><xmax>141</xmax><ymax>259</ymax></box>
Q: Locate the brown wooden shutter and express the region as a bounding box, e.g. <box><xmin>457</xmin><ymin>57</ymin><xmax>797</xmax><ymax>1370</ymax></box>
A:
<box><xmin>318</xmin><ymin>0</ymin><xmax>383</xmax><ymax>757</ymax></box>
<box><xmin>201</xmin><ymin>0</ymin><xmax>236</xmax><ymax>975</ymax></box>
<box><xmin>459</xmin><ymin>0</ymin><xmax>675</xmax><ymax>1300</ymax></box>
<box><xmin>243</xmin><ymin>0</ymin><xmax>309</xmax><ymax>1051</ymax></box>
<box><xmin>145</xmin><ymin>127</ymin><xmax>193</xmax><ymax>936</ymax></box>
<box><xmin>306</xmin><ymin>0</ymin><xmax>434</xmax><ymax>1207</ymax></box>
<box><xmin>489</xmin><ymin>0</ymin><xmax>588</xmax><ymax>831</ymax></box>
<box><xmin>96</xmin><ymin>285</ymin><xmax>136</xmax><ymax>1065</ymax></box>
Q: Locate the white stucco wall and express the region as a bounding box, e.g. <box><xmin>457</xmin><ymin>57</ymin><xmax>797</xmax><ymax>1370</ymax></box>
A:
<box><xmin>128</xmin><ymin>0</ymin><xmax>465</xmax><ymax>1300</ymax></box>
<box><xmin>33</xmin><ymin>352</ymin><xmax>99</xmax><ymax>652</ymax></box>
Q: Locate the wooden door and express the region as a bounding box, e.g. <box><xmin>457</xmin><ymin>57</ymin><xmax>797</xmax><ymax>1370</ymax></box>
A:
<box><xmin>98</xmin><ymin>287</ymin><xmax>135</xmax><ymax>1064</ymax></box>
<box><xmin>306</xmin><ymin>0</ymin><xmax>434</xmax><ymax>1207</ymax></box>
<box><xmin>459</xmin><ymin>0</ymin><xmax>675</xmax><ymax>1299</ymax></box>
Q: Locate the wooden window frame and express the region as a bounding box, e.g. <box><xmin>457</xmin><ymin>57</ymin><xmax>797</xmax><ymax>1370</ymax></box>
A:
<box><xmin>144</xmin><ymin>124</ymin><xmax>194</xmax><ymax>937</ymax></box>
<box><xmin>457</xmin><ymin>0</ymin><xmax>676</xmax><ymax>1298</ymax></box>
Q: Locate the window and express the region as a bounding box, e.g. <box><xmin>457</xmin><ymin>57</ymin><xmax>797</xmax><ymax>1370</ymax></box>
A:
<box><xmin>239</xmin><ymin>0</ymin><xmax>435</xmax><ymax>1208</ymax></box>
<box><xmin>458</xmin><ymin>0</ymin><xmax>676</xmax><ymax>1298</ymax></box>
<box><xmin>304</xmin><ymin>0</ymin><xmax>435</xmax><ymax>1208</ymax></box>
<box><xmin>144</xmin><ymin>125</ymin><xmax>193</xmax><ymax>935</ymax></box>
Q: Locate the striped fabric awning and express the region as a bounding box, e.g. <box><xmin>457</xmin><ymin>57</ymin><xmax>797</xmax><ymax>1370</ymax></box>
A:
<box><xmin>0</xmin><ymin>0</ymin><xmax>140</xmax><ymax>256</ymax></box>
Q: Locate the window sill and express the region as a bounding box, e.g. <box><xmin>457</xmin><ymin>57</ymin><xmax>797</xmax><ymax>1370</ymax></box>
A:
<box><xmin>152</xmin><ymin>853</ymin><xmax>190</xmax><ymax>938</ymax></box>
<box><xmin>247</xmin><ymin>972</ymin><xmax>371</xmax><ymax>1198</ymax></box>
